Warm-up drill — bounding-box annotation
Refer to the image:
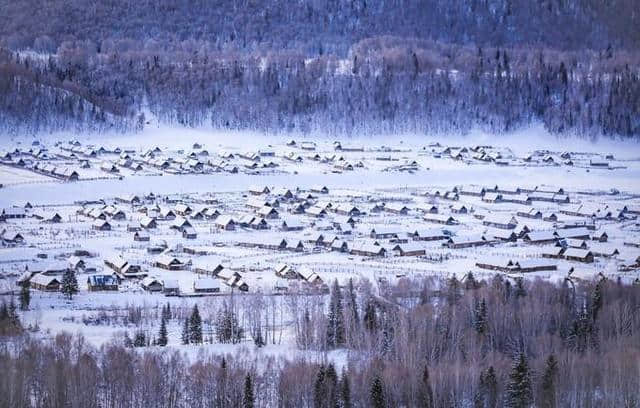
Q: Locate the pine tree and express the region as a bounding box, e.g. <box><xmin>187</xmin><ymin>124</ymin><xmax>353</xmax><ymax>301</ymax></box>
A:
<box><xmin>514</xmin><ymin>279</ymin><xmax>526</xmax><ymax>299</ymax></box>
<box><xmin>380</xmin><ymin>314</ymin><xmax>395</xmax><ymax>355</ymax></box>
<box><xmin>123</xmin><ymin>331</ymin><xmax>133</xmax><ymax>347</ymax></box>
<box><xmin>591</xmin><ymin>280</ymin><xmax>604</xmax><ymax>321</ymax></box>
<box><xmin>473</xmin><ymin>370</ymin><xmax>486</xmax><ymax>408</ymax></box>
<box><xmin>189</xmin><ymin>304</ymin><xmax>203</xmax><ymax>344</ymax></box>
<box><xmin>19</xmin><ymin>285</ymin><xmax>30</xmax><ymax>311</ymax></box>
<box><xmin>162</xmin><ymin>302</ymin><xmax>172</xmax><ymax>321</ymax></box>
<box><xmin>364</xmin><ymin>298</ymin><xmax>377</xmax><ymax>333</ymax></box>
<box><xmin>347</xmin><ymin>278</ymin><xmax>359</xmax><ymax>325</ymax></box>
<box><xmin>215</xmin><ymin>301</ymin><xmax>243</xmax><ymax>344</ymax></box>
<box><xmin>326</xmin><ymin>279</ymin><xmax>345</xmax><ymax>348</ymax></box>
<box><xmin>8</xmin><ymin>298</ymin><xmax>18</xmax><ymax>327</ymax></box>
<box><xmin>313</xmin><ymin>365</ymin><xmax>326</xmax><ymax>408</ymax></box>
<box><xmin>325</xmin><ymin>363</ymin><xmax>339</xmax><ymax>408</ymax></box>
<box><xmin>181</xmin><ymin>317</ymin><xmax>190</xmax><ymax>345</ymax></box>
<box><xmin>484</xmin><ymin>367</ymin><xmax>498</xmax><ymax>408</ymax></box>
<box><xmin>61</xmin><ymin>269</ymin><xmax>78</xmax><ymax>300</ymax></box>
<box><xmin>253</xmin><ymin>329</ymin><xmax>265</xmax><ymax>348</ymax></box>
<box><xmin>370</xmin><ymin>375</ymin><xmax>386</xmax><ymax>408</ymax></box>
<box><xmin>465</xmin><ymin>272</ymin><xmax>480</xmax><ymax>290</ymax></box>
<box><xmin>242</xmin><ymin>373</ymin><xmax>254</xmax><ymax>408</ymax></box>
<box><xmin>419</xmin><ymin>365</ymin><xmax>434</xmax><ymax>408</ymax></box>
<box><xmin>447</xmin><ymin>275</ymin><xmax>462</xmax><ymax>306</ymax></box>
<box><xmin>540</xmin><ymin>355</ymin><xmax>558</xmax><ymax>408</ymax></box>
<box><xmin>503</xmin><ymin>280</ymin><xmax>512</xmax><ymax>303</ymax></box>
<box><xmin>133</xmin><ymin>330</ymin><xmax>147</xmax><ymax>347</ymax></box>
<box><xmin>474</xmin><ymin>298</ymin><xmax>489</xmax><ymax>335</ymax></box>
<box><xmin>340</xmin><ymin>369</ymin><xmax>352</xmax><ymax>408</ymax></box>
<box><xmin>505</xmin><ymin>353</ymin><xmax>533</xmax><ymax>408</ymax></box>
<box><xmin>157</xmin><ymin>317</ymin><xmax>168</xmax><ymax>346</ymax></box>
<box><xmin>346</xmin><ymin>278</ymin><xmax>360</xmax><ymax>347</ymax></box>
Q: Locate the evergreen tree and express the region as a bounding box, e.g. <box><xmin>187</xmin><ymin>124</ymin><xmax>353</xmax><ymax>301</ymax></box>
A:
<box><xmin>313</xmin><ymin>365</ymin><xmax>326</xmax><ymax>408</ymax></box>
<box><xmin>465</xmin><ymin>272</ymin><xmax>480</xmax><ymax>290</ymax></box>
<box><xmin>380</xmin><ymin>314</ymin><xmax>395</xmax><ymax>355</ymax></box>
<box><xmin>340</xmin><ymin>369</ymin><xmax>352</xmax><ymax>408</ymax></box>
<box><xmin>505</xmin><ymin>353</ymin><xmax>533</xmax><ymax>408</ymax></box>
<box><xmin>503</xmin><ymin>280</ymin><xmax>513</xmax><ymax>303</ymax></box>
<box><xmin>253</xmin><ymin>329</ymin><xmax>265</xmax><ymax>348</ymax></box>
<box><xmin>133</xmin><ymin>330</ymin><xmax>147</xmax><ymax>347</ymax></box>
<box><xmin>473</xmin><ymin>370</ymin><xmax>486</xmax><ymax>408</ymax></box>
<box><xmin>61</xmin><ymin>269</ymin><xmax>78</xmax><ymax>300</ymax></box>
<box><xmin>0</xmin><ymin>299</ymin><xmax>22</xmax><ymax>334</ymax></box>
<box><xmin>363</xmin><ymin>298</ymin><xmax>377</xmax><ymax>333</ymax></box>
<box><xmin>215</xmin><ymin>301</ymin><xmax>243</xmax><ymax>344</ymax></box>
<box><xmin>181</xmin><ymin>317</ymin><xmax>190</xmax><ymax>345</ymax></box>
<box><xmin>157</xmin><ymin>317</ymin><xmax>168</xmax><ymax>346</ymax></box>
<box><xmin>447</xmin><ymin>275</ymin><xmax>462</xmax><ymax>306</ymax></box>
<box><xmin>474</xmin><ymin>298</ymin><xmax>489</xmax><ymax>335</ymax></box>
<box><xmin>370</xmin><ymin>375</ymin><xmax>386</xmax><ymax>408</ymax></box>
<box><xmin>326</xmin><ymin>279</ymin><xmax>345</xmax><ymax>348</ymax></box>
<box><xmin>313</xmin><ymin>364</ymin><xmax>339</xmax><ymax>408</ymax></box>
<box><xmin>591</xmin><ymin>280</ymin><xmax>604</xmax><ymax>321</ymax></box>
<box><xmin>189</xmin><ymin>304</ymin><xmax>203</xmax><ymax>344</ymax></box>
<box><xmin>162</xmin><ymin>302</ymin><xmax>172</xmax><ymax>321</ymax></box>
<box><xmin>345</xmin><ymin>278</ymin><xmax>360</xmax><ymax>347</ymax></box>
<box><xmin>540</xmin><ymin>355</ymin><xmax>558</xmax><ymax>408</ymax></box>
<box><xmin>298</xmin><ymin>307</ymin><xmax>313</xmax><ymax>349</ymax></box>
<box><xmin>7</xmin><ymin>298</ymin><xmax>20</xmax><ymax>329</ymax></box>
<box><xmin>514</xmin><ymin>279</ymin><xmax>527</xmax><ymax>299</ymax></box>
<box><xmin>419</xmin><ymin>364</ymin><xmax>434</xmax><ymax>408</ymax></box>
<box><xmin>346</xmin><ymin>278</ymin><xmax>359</xmax><ymax>325</ymax></box>
<box><xmin>325</xmin><ymin>363</ymin><xmax>339</xmax><ymax>408</ymax></box>
<box><xmin>19</xmin><ymin>284</ymin><xmax>30</xmax><ymax>311</ymax></box>
<box><xmin>484</xmin><ymin>367</ymin><xmax>498</xmax><ymax>408</ymax></box>
<box><xmin>242</xmin><ymin>373</ymin><xmax>254</xmax><ymax>408</ymax></box>
<box><xmin>123</xmin><ymin>331</ymin><xmax>133</xmax><ymax>347</ymax></box>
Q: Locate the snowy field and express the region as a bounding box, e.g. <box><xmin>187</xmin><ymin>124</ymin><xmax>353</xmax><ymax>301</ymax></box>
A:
<box><xmin>1</xmin><ymin>128</ymin><xmax>639</xmax><ymax>353</ymax></box>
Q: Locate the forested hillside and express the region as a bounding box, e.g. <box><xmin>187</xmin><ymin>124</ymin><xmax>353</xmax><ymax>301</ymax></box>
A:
<box><xmin>2</xmin><ymin>0</ymin><xmax>639</xmax><ymax>53</ymax></box>
<box><xmin>0</xmin><ymin>0</ymin><xmax>639</xmax><ymax>137</ymax></box>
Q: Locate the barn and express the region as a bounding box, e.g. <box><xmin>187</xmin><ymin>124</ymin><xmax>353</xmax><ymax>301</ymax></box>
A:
<box><xmin>392</xmin><ymin>243</ymin><xmax>426</xmax><ymax>256</ymax></box>
<box><xmin>92</xmin><ymin>219</ymin><xmax>112</xmax><ymax>231</ymax></box>
<box><xmin>154</xmin><ymin>255</ymin><xmax>187</xmax><ymax>270</ymax></box>
<box><xmin>87</xmin><ymin>275</ymin><xmax>119</xmax><ymax>291</ymax></box>
<box><xmin>140</xmin><ymin>216</ymin><xmax>157</xmax><ymax>229</ymax></box>
<box><xmin>29</xmin><ymin>274</ymin><xmax>61</xmax><ymax>291</ymax></box>
<box><xmin>141</xmin><ymin>277</ymin><xmax>163</xmax><ymax>292</ymax></box>
<box><xmin>563</xmin><ymin>249</ymin><xmax>595</xmax><ymax>263</ymax></box>
<box><xmin>445</xmin><ymin>235</ymin><xmax>489</xmax><ymax>249</ymax></box>
<box><xmin>193</xmin><ymin>278</ymin><xmax>221</xmax><ymax>293</ymax></box>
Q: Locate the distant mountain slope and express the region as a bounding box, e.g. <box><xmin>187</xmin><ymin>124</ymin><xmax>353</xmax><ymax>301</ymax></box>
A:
<box><xmin>0</xmin><ymin>1</ymin><xmax>639</xmax><ymax>138</ymax></box>
<box><xmin>0</xmin><ymin>0</ymin><xmax>638</xmax><ymax>53</ymax></box>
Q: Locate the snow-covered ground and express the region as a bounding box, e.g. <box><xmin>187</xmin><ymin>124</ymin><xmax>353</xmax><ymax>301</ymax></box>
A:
<box><xmin>1</xmin><ymin>128</ymin><xmax>639</xmax><ymax>353</ymax></box>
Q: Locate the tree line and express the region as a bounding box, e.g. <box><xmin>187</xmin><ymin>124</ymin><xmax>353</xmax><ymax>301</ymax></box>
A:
<box><xmin>1</xmin><ymin>39</ymin><xmax>638</xmax><ymax>138</ymax></box>
<box><xmin>1</xmin><ymin>0</ymin><xmax>638</xmax><ymax>54</ymax></box>
<box><xmin>1</xmin><ymin>274</ymin><xmax>639</xmax><ymax>407</ymax></box>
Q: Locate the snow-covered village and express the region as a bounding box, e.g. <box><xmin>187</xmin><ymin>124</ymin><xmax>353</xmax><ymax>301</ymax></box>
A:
<box><xmin>1</xmin><ymin>1</ymin><xmax>640</xmax><ymax>406</ymax></box>
<box><xmin>0</xmin><ymin>131</ymin><xmax>639</xmax><ymax>406</ymax></box>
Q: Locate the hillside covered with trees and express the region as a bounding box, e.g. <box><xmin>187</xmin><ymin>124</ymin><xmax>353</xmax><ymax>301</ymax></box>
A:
<box><xmin>0</xmin><ymin>0</ymin><xmax>638</xmax><ymax>137</ymax></box>
<box><xmin>2</xmin><ymin>276</ymin><xmax>639</xmax><ymax>407</ymax></box>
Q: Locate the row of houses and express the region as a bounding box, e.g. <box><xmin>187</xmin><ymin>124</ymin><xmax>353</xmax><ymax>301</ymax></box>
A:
<box><xmin>32</xmin><ymin>163</ymin><xmax>80</xmax><ymax>181</ymax></box>
<box><xmin>542</xmin><ymin>247</ymin><xmax>595</xmax><ymax>263</ymax></box>
<box><xmin>476</xmin><ymin>258</ymin><xmax>558</xmax><ymax>273</ymax></box>
<box><xmin>27</xmin><ymin>273</ymin><xmax>119</xmax><ymax>292</ymax></box>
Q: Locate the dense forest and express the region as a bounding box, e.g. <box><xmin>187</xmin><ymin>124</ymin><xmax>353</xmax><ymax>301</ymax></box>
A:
<box><xmin>1</xmin><ymin>275</ymin><xmax>640</xmax><ymax>407</ymax></box>
<box><xmin>0</xmin><ymin>0</ymin><xmax>639</xmax><ymax>137</ymax></box>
